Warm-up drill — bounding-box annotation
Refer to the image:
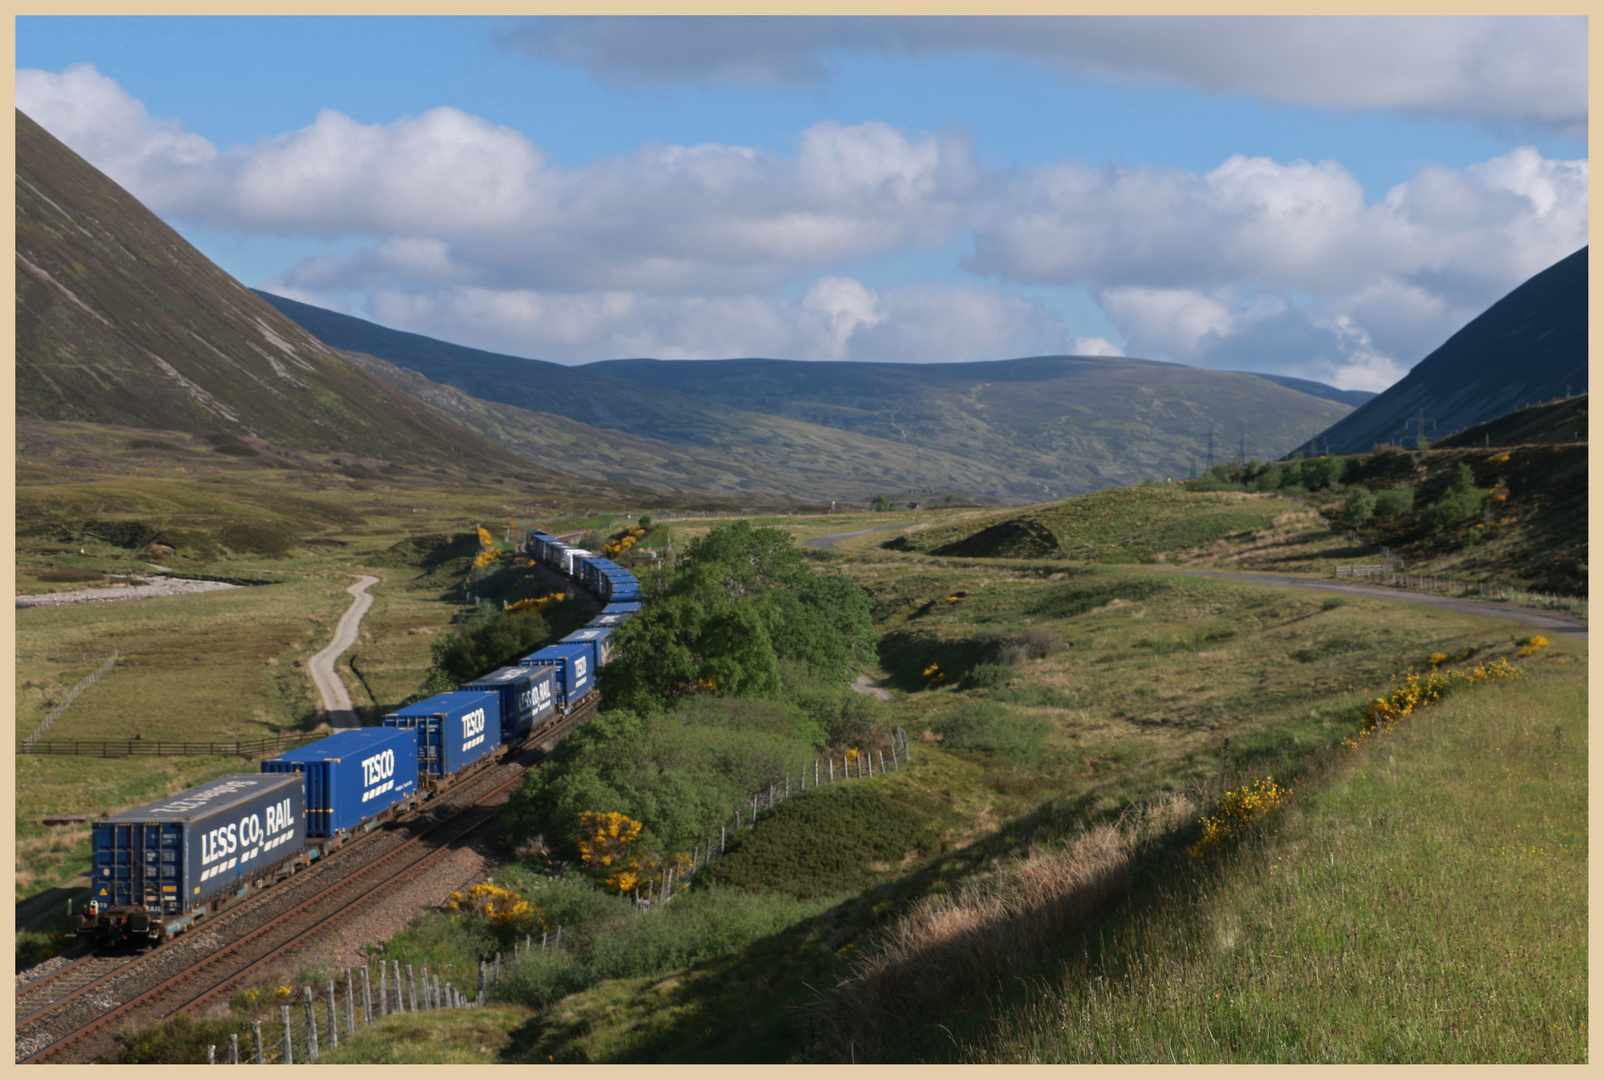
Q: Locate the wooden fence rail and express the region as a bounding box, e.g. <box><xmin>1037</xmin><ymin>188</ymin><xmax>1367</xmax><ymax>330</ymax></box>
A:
<box><xmin>18</xmin><ymin>732</ymin><xmax>324</xmax><ymax>758</ymax></box>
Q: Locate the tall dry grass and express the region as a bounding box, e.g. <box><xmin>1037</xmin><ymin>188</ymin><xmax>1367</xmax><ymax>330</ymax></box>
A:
<box><xmin>813</xmin><ymin>790</ymin><xmax>1196</xmax><ymax>1061</ymax></box>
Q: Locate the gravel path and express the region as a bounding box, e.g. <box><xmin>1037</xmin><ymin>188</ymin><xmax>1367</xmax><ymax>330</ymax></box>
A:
<box><xmin>308</xmin><ymin>575</ymin><xmax>380</xmax><ymax>729</ymax></box>
<box><xmin>850</xmin><ymin>674</ymin><xmax>894</xmax><ymax>701</ymax></box>
<box><xmin>15</xmin><ymin>576</ymin><xmax>240</xmax><ymax>608</ymax></box>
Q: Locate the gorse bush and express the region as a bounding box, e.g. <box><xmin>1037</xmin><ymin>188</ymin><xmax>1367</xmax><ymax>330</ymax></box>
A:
<box><xmin>1188</xmin><ymin>777</ymin><xmax>1290</xmax><ymax>859</ymax></box>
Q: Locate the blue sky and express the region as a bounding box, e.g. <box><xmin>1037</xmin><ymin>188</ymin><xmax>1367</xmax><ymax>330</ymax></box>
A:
<box><xmin>16</xmin><ymin>16</ymin><xmax>1589</xmax><ymax>390</ymax></box>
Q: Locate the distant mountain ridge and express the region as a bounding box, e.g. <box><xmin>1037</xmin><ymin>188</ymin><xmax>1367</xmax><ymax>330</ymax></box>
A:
<box><xmin>1293</xmin><ymin>247</ymin><xmax>1587</xmax><ymax>456</ymax></box>
<box><xmin>257</xmin><ymin>292</ymin><xmax>1355</xmax><ymax>501</ymax></box>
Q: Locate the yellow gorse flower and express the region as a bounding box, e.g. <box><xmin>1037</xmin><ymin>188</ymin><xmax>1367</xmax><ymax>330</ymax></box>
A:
<box><xmin>576</xmin><ymin>811</ymin><xmax>643</xmax><ymax>868</ymax></box>
<box><xmin>445</xmin><ymin>881</ymin><xmax>545</xmax><ymax>929</ymax></box>
<box><xmin>923</xmin><ymin>663</ymin><xmax>946</xmax><ymax>684</ymax></box>
<box><xmin>1189</xmin><ymin>777</ymin><xmax>1289</xmax><ymax>859</ymax></box>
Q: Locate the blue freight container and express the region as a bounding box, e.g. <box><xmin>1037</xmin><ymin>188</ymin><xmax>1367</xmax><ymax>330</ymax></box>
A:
<box><xmin>586</xmin><ymin>558</ymin><xmax>623</xmax><ymax>593</ymax></box>
<box><xmin>607</xmin><ymin>586</ymin><xmax>642</xmax><ymax>605</ymax></box>
<box><xmin>384</xmin><ymin>690</ymin><xmax>502</xmax><ymax>778</ymax></box>
<box><xmin>519</xmin><ymin>643</ymin><xmax>594</xmax><ymax>707</ymax></box>
<box><xmin>562</xmin><ymin>625</ymin><xmax>616</xmax><ymax>667</ymax></box>
<box><xmin>262</xmin><ymin>728</ymin><xmax>419</xmax><ymax>837</ymax></box>
<box><xmin>602</xmin><ymin>601</ymin><xmax>642</xmax><ymax>616</ymax></box>
<box><xmin>588</xmin><ymin>612</ymin><xmax>628</xmax><ymax>628</ymax></box>
<box><xmin>465</xmin><ymin>665</ymin><xmax>557</xmax><ymax>743</ymax></box>
<box><xmin>90</xmin><ymin>773</ymin><xmax>305</xmax><ymax>921</ymax></box>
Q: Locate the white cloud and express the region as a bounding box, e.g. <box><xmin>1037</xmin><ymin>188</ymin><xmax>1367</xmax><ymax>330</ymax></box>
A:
<box><xmin>17</xmin><ymin>65</ymin><xmax>1587</xmax><ymax>388</ymax></box>
<box><xmin>499</xmin><ymin>16</ymin><xmax>1587</xmax><ymax>137</ymax></box>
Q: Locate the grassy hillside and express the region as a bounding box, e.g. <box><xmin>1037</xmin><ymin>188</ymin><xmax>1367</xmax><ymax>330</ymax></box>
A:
<box><xmin>15</xmin><ymin>110</ymin><xmax>554</xmax><ymax>484</ymax></box>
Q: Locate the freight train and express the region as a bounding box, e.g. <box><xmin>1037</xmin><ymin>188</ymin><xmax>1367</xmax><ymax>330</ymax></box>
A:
<box><xmin>69</xmin><ymin>528</ymin><xmax>640</xmax><ymax>946</ymax></box>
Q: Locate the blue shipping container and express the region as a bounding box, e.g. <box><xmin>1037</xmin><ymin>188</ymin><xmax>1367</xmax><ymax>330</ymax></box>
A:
<box><xmin>384</xmin><ymin>690</ymin><xmax>502</xmax><ymax>778</ymax></box>
<box><xmin>601</xmin><ymin>602</ymin><xmax>642</xmax><ymax>616</ymax></box>
<box><xmin>562</xmin><ymin>625</ymin><xmax>616</xmax><ymax>667</ymax></box>
<box><xmin>465</xmin><ymin>665</ymin><xmax>557</xmax><ymax>743</ymax></box>
<box><xmin>91</xmin><ymin>773</ymin><xmax>305</xmax><ymax>918</ymax></box>
<box><xmin>262</xmin><ymin>728</ymin><xmax>419</xmax><ymax>837</ymax></box>
<box><xmin>520</xmin><ymin>643</ymin><xmax>594</xmax><ymax>706</ymax></box>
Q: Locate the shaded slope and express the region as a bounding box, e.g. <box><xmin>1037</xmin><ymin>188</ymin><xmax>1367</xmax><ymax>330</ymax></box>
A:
<box><xmin>1292</xmin><ymin>247</ymin><xmax>1587</xmax><ymax>456</ymax></box>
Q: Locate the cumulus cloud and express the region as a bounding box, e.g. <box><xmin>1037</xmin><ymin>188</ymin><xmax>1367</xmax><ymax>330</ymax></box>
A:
<box><xmin>17</xmin><ymin>64</ymin><xmax>1587</xmax><ymax>385</ymax></box>
<box><xmin>498</xmin><ymin>16</ymin><xmax>1587</xmax><ymax>138</ymax></box>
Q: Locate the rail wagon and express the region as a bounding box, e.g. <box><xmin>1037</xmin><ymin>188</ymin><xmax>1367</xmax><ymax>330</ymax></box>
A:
<box><xmin>261</xmin><ymin>727</ymin><xmax>420</xmax><ymax>840</ymax></box>
<box><xmin>72</xmin><ymin>773</ymin><xmax>307</xmax><ymax>945</ymax></box>
<box><xmin>465</xmin><ymin>664</ymin><xmax>557</xmax><ymax>744</ymax></box>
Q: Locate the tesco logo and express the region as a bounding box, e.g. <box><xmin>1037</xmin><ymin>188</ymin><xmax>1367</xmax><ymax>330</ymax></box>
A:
<box><xmin>463</xmin><ymin>709</ymin><xmax>487</xmax><ymax>738</ymax></box>
<box><xmin>361</xmin><ymin>749</ymin><xmax>396</xmax><ymax>786</ymax></box>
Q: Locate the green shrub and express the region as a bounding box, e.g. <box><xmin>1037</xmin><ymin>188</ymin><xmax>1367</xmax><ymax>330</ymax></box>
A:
<box><xmin>698</xmin><ymin>787</ymin><xmax>941</xmax><ymax>900</ymax></box>
<box><xmin>959</xmin><ymin>663</ymin><xmax>1016</xmax><ymax>690</ymax></box>
<box><xmin>1028</xmin><ymin>578</ymin><xmax>1169</xmax><ymax>620</ymax></box>
<box><xmin>1374</xmin><ymin>487</ymin><xmax>1414</xmax><ymax>517</ymax></box>
<box><xmin>932</xmin><ymin>699</ymin><xmax>1050</xmax><ymax>758</ymax></box>
<box><xmin>1343</xmin><ymin>486</ymin><xmax>1376</xmax><ymax>526</ymax></box>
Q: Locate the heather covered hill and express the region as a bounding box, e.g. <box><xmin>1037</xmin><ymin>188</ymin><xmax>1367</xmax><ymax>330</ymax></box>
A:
<box><xmin>1291</xmin><ymin>247</ymin><xmax>1587</xmax><ymax>456</ymax></box>
<box><xmin>260</xmin><ymin>292</ymin><xmax>1356</xmax><ymax>502</ymax></box>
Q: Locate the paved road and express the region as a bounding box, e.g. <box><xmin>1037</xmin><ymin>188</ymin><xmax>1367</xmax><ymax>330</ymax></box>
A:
<box><xmin>308</xmin><ymin>575</ymin><xmax>380</xmax><ymax>729</ymax></box>
<box><xmin>1159</xmin><ymin>568</ymin><xmax>1587</xmax><ymax>642</ymax></box>
<box><xmin>803</xmin><ymin>521</ymin><xmax>925</xmax><ymax>550</ymax></box>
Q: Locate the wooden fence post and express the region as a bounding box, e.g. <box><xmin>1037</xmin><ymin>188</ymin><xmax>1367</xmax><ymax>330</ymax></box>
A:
<box><xmin>304</xmin><ymin>985</ymin><xmax>319</xmax><ymax>1063</ymax></box>
<box><xmin>281</xmin><ymin>1005</ymin><xmax>294</xmax><ymax>1065</ymax></box>
<box><xmin>253</xmin><ymin>1021</ymin><xmax>264</xmax><ymax>1064</ymax></box>
<box><xmin>407</xmin><ymin>963</ymin><xmax>418</xmax><ymax>1012</ymax></box>
<box><xmin>326</xmin><ymin>978</ymin><xmax>339</xmax><ymax>1049</ymax></box>
<box><xmin>345</xmin><ymin>969</ymin><xmax>356</xmax><ymax>1036</ymax></box>
<box><xmin>207</xmin><ymin>1044</ymin><xmax>216</xmax><ymax>1065</ymax></box>
<box><xmin>362</xmin><ymin>964</ymin><xmax>373</xmax><ymax>1024</ymax></box>
<box><xmin>229</xmin><ymin>1032</ymin><xmax>239</xmax><ymax>1064</ymax></box>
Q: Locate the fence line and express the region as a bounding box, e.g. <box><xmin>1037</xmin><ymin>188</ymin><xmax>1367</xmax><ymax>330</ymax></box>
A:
<box><xmin>19</xmin><ymin>732</ymin><xmax>325</xmax><ymax>758</ymax></box>
<box><xmin>629</xmin><ymin>726</ymin><xmax>916</xmax><ymax>911</ymax></box>
<box><xmin>201</xmin><ymin>729</ymin><xmax>917</xmax><ymax>1060</ymax></box>
<box><xmin>21</xmin><ymin>651</ymin><xmax>119</xmax><ymax>749</ymax></box>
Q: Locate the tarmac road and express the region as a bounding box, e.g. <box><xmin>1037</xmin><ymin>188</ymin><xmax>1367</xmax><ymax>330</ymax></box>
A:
<box><xmin>308</xmin><ymin>574</ymin><xmax>380</xmax><ymax>729</ymax></box>
<box><xmin>1158</xmin><ymin>568</ymin><xmax>1587</xmax><ymax>642</ymax></box>
<box><xmin>803</xmin><ymin>522</ymin><xmax>925</xmax><ymax>550</ymax></box>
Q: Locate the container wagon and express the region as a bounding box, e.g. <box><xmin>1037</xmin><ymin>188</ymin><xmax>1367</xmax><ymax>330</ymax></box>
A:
<box><xmin>561</xmin><ymin>625</ymin><xmax>616</xmax><ymax>668</ymax></box>
<box><xmin>520</xmin><ymin>643</ymin><xmax>595</xmax><ymax>708</ymax></box>
<box><xmin>465</xmin><ymin>664</ymin><xmax>557</xmax><ymax>744</ymax></box>
<box><xmin>261</xmin><ymin>727</ymin><xmax>420</xmax><ymax>842</ymax></box>
<box><xmin>72</xmin><ymin>773</ymin><xmax>307</xmax><ymax>945</ymax></box>
<box><xmin>384</xmin><ymin>690</ymin><xmax>503</xmax><ymax>783</ymax></box>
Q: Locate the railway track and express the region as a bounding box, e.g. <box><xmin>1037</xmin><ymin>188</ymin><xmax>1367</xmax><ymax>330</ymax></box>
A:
<box><xmin>17</xmin><ymin>699</ymin><xmax>595</xmax><ymax>1065</ymax></box>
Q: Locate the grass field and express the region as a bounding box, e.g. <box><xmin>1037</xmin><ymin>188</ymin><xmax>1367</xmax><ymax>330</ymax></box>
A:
<box><xmin>16</xmin><ymin>459</ymin><xmax>1586</xmax><ymax>1063</ymax></box>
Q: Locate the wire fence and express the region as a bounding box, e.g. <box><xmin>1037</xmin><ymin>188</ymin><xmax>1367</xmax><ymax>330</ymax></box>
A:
<box><xmin>203</xmin><ymin>951</ymin><xmax>518</xmax><ymax>1064</ymax></box>
<box><xmin>20</xmin><ymin>652</ymin><xmax>119</xmax><ymax>749</ymax></box>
